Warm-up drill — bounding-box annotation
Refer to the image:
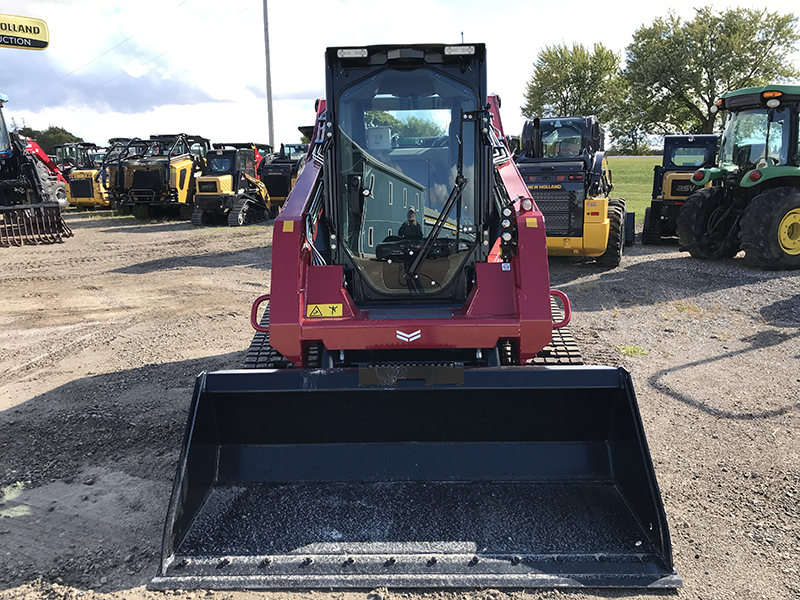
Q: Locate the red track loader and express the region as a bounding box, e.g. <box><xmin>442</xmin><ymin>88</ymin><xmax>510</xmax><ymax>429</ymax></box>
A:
<box><xmin>152</xmin><ymin>44</ymin><xmax>680</xmax><ymax>590</ymax></box>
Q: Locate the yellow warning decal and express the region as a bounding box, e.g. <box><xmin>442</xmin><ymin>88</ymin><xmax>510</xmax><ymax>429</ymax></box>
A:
<box><xmin>283</xmin><ymin>221</ymin><xmax>294</xmax><ymax>232</ymax></box>
<box><xmin>306</xmin><ymin>303</ymin><xmax>343</xmax><ymax>318</ymax></box>
<box><xmin>526</xmin><ymin>217</ymin><xmax>539</xmax><ymax>228</ymax></box>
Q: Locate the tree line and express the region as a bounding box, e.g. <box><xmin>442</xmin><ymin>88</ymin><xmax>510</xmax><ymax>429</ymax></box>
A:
<box><xmin>521</xmin><ymin>7</ymin><xmax>800</xmax><ymax>154</ymax></box>
<box><xmin>10</xmin><ymin>118</ymin><xmax>84</xmax><ymax>155</ymax></box>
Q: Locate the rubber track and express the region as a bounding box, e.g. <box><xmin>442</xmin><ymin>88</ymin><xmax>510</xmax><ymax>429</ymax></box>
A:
<box><xmin>642</xmin><ymin>206</ymin><xmax>662</xmax><ymax>245</ymax></box>
<box><xmin>244</xmin><ymin>299</ymin><xmax>583</xmax><ymax>368</ymax></box>
<box><xmin>529</xmin><ymin>298</ymin><xmax>583</xmax><ymax>365</ymax></box>
<box><xmin>243</xmin><ymin>305</ymin><xmax>294</xmax><ymax>369</ymax></box>
<box><xmin>228</xmin><ymin>197</ymin><xmax>270</xmax><ymax>227</ymax></box>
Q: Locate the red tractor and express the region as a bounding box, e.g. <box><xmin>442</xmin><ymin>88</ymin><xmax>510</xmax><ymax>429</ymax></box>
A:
<box><xmin>153</xmin><ymin>44</ymin><xmax>680</xmax><ymax>591</ymax></box>
<box><xmin>0</xmin><ymin>93</ymin><xmax>72</xmax><ymax>246</ymax></box>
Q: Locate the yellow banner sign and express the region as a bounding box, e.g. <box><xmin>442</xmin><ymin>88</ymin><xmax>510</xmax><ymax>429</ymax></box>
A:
<box><xmin>306</xmin><ymin>304</ymin><xmax>343</xmax><ymax>318</ymax></box>
<box><xmin>0</xmin><ymin>14</ymin><xmax>49</xmax><ymax>50</ymax></box>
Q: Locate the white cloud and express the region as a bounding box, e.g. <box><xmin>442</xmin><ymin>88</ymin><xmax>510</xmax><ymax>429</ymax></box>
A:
<box><xmin>3</xmin><ymin>0</ymin><xmax>798</xmax><ymax>148</ymax></box>
<box><xmin>123</xmin><ymin>59</ymin><xmax>148</xmax><ymax>78</ymax></box>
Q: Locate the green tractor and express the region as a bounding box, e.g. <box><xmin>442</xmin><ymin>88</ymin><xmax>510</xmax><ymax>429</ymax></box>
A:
<box><xmin>677</xmin><ymin>84</ymin><xmax>800</xmax><ymax>269</ymax></box>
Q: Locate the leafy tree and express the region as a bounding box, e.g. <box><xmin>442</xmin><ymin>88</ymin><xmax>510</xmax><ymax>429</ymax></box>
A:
<box><xmin>521</xmin><ymin>43</ymin><xmax>620</xmax><ymax>120</ymax></box>
<box><xmin>624</xmin><ymin>7</ymin><xmax>800</xmax><ymax>134</ymax></box>
<box><xmin>365</xmin><ymin>111</ymin><xmax>404</xmax><ymax>131</ymax></box>
<box><xmin>15</xmin><ymin>125</ymin><xmax>83</xmax><ymax>155</ymax></box>
<box><xmin>365</xmin><ymin>111</ymin><xmax>445</xmax><ymax>138</ymax></box>
<box><xmin>398</xmin><ymin>116</ymin><xmax>445</xmax><ymax>138</ymax></box>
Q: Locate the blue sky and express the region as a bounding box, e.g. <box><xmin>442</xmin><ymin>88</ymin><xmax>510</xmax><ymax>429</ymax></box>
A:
<box><xmin>1</xmin><ymin>0</ymin><xmax>796</xmax><ymax>148</ymax></box>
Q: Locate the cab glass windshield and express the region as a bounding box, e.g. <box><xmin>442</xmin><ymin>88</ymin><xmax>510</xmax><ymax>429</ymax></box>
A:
<box><xmin>719</xmin><ymin>108</ymin><xmax>790</xmax><ymax>168</ymax></box>
<box><xmin>541</xmin><ymin>118</ymin><xmax>583</xmax><ymax>157</ymax></box>
<box><xmin>336</xmin><ymin>67</ymin><xmax>478</xmax><ymax>297</ymax></box>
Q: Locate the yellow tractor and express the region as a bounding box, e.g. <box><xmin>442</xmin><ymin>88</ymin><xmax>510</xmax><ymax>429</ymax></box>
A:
<box><xmin>192</xmin><ymin>144</ymin><xmax>272</xmax><ymax>226</ymax></box>
<box><xmin>55</xmin><ymin>142</ymin><xmax>110</xmax><ymax>209</ymax></box>
<box><xmin>117</xmin><ymin>134</ymin><xmax>210</xmax><ymax>220</ymax></box>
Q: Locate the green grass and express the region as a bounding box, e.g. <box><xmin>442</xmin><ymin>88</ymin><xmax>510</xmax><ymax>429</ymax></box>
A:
<box><xmin>607</xmin><ymin>156</ymin><xmax>661</xmax><ymax>222</ymax></box>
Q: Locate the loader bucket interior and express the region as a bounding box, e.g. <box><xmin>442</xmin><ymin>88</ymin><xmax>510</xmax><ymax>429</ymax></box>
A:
<box><xmin>152</xmin><ymin>365</ymin><xmax>680</xmax><ymax>590</ymax></box>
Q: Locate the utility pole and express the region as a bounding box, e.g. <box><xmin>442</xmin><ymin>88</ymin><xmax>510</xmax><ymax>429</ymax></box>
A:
<box><xmin>263</xmin><ymin>0</ymin><xmax>274</xmax><ymax>148</ymax></box>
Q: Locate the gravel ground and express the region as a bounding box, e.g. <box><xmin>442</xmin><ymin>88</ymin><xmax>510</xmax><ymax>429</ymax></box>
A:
<box><xmin>0</xmin><ymin>211</ymin><xmax>798</xmax><ymax>600</ymax></box>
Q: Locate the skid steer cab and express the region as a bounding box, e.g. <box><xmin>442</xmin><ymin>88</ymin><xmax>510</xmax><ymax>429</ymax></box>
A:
<box><xmin>152</xmin><ymin>43</ymin><xmax>680</xmax><ymax>592</ymax></box>
<box><xmin>678</xmin><ymin>84</ymin><xmax>800</xmax><ymax>269</ymax></box>
<box><xmin>643</xmin><ymin>134</ymin><xmax>718</xmax><ymax>244</ymax></box>
<box><xmin>117</xmin><ymin>133</ymin><xmax>210</xmax><ymax>221</ymax></box>
<box><xmin>55</xmin><ymin>142</ymin><xmax>111</xmax><ymax>209</ymax></box>
<box><xmin>192</xmin><ymin>144</ymin><xmax>271</xmax><ymax>226</ymax></box>
<box><xmin>516</xmin><ymin>116</ymin><xmax>633</xmax><ymax>267</ymax></box>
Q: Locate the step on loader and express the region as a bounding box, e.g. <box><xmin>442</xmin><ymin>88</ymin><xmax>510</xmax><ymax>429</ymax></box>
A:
<box><xmin>0</xmin><ymin>93</ymin><xmax>73</xmax><ymax>246</ymax></box>
<box><xmin>152</xmin><ymin>44</ymin><xmax>681</xmax><ymax>591</ymax></box>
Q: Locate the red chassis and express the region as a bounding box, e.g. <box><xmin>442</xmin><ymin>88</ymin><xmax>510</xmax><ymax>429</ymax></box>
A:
<box><xmin>252</xmin><ymin>96</ymin><xmax>571</xmax><ymax>367</ymax></box>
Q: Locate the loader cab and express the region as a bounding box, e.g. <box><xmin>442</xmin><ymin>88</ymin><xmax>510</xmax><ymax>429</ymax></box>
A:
<box><xmin>200</xmin><ymin>147</ymin><xmax>257</xmax><ymax>181</ymax></box>
<box><xmin>326</xmin><ymin>44</ymin><xmax>489</xmax><ymax>303</ymax></box>
<box><xmin>520</xmin><ymin>116</ymin><xmax>602</xmax><ymax>162</ymax></box>
<box><xmin>516</xmin><ymin>115</ymin><xmax>623</xmax><ymax>264</ymax></box>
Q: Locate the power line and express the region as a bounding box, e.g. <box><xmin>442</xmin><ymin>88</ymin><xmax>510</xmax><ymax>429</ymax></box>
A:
<box><xmin>15</xmin><ymin>35</ymin><xmax>136</xmax><ymax>102</ymax></box>
<box><xmin>33</xmin><ymin>5</ymin><xmax>252</xmax><ymax>111</ymax></box>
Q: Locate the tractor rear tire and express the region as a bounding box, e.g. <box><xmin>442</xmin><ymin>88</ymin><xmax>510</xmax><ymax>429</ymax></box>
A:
<box><xmin>596</xmin><ymin>204</ymin><xmax>624</xmax><ymax>268</ymax></box>
<box><xmin>677</xmin><ymin>187</ymin><xmax>739</xmax><ymax>259</ymax></box>
<box><xmin>739</xmin><ymin>187</ymin><xmax>800</xmax><ymax>270</ymax></box>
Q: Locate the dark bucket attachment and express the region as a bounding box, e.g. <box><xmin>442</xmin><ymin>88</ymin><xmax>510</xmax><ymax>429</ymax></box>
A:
<box><xmin>152</xmin><ymin>366</ymin><xmax>681</xmax><ymax>590</ymax></box>
<box><xmin>0</xmin><ymin>203</ymin><xmax>73</xmax><ymax>247</ymax></box>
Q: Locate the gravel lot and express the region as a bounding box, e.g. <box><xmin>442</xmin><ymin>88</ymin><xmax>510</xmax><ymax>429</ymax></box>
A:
<box><xmin>1</xmin><ymin>211</ymin><xmax>798</xmax><ymax>600</ymax></box>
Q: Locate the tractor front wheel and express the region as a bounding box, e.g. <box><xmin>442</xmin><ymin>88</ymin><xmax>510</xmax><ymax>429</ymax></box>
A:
<box><xmin>677</xmin><ymin>187</ymin><xmax>739</xmax><ymax>259</ymax></box>
<box><xmin>739</xmin><ymin>187</ymin><xmax>800</xmax><ymax>270</ymax></box>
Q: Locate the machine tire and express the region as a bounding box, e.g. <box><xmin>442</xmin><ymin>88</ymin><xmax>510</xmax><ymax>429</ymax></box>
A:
<box><xmin>132</xmin><ymin>205</ymin><xmax>151</xmax><ymax>221</ymax></box>
<box><xmin>54</xmin><ymin>182</ymin><xmax>69</xmax><ymax>209</ymax></box>
<box><xmin>677</xmin><ymin>187</ymin><xmax>739</xmax><ymax>259</ymax></box>
<box><xmin>739</xmin><ymin>186</ymin><xmax>800</xmax><ymax>270</ymax></box>
<box><xmin>642</xmin><ymin>206</ymin><xmax>662</xmax><ymax>245</ymax></box>
<box><xmin>596</xmin><ymin>204</ymin><xmax>624</xmax><ymax>268</ymax></box>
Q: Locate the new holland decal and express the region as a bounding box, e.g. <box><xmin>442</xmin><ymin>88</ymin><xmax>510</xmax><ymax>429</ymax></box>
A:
<box><xmin>0</xmin><ymin>14</ymin><xmax>49</xmax><ymax>50</ymax></box>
